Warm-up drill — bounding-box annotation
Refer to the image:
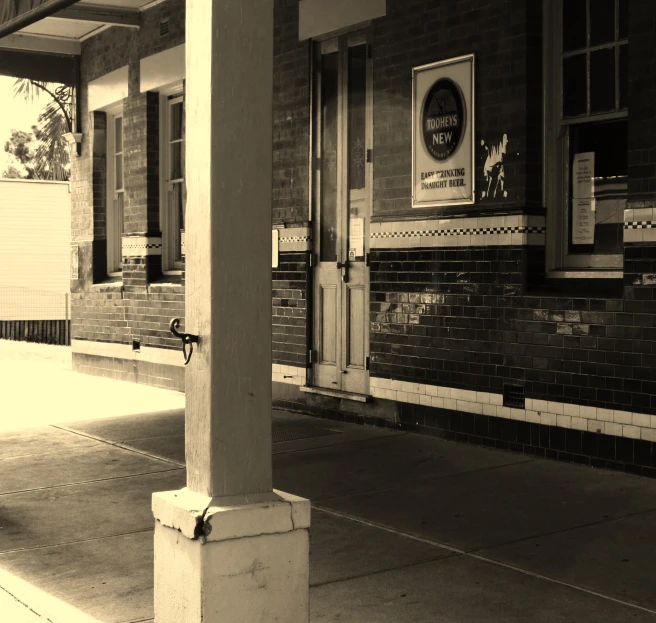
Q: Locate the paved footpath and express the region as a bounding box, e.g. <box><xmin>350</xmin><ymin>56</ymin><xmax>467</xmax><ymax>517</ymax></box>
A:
<box><xmin>1</xmin><ymin>341</ymin><xmax>656</xmax><ymax>622</ymax></box>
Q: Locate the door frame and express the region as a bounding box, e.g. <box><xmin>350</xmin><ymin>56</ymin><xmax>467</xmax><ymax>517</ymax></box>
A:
<box><xmin>307</xmin><ymin>27</ymin><xmax>373</xmax><ymax>396</ymax></box>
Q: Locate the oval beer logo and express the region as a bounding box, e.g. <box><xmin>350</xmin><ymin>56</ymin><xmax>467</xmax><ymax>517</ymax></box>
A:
<box><xmin>422</xmin><ymin>78</ymin><xmax>465</xmax><ymax>162</ymax></box>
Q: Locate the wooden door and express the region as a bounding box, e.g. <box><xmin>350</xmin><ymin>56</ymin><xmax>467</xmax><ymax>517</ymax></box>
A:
<box><xmin>312</xmin><ymin>33</ymin><xmax>371</xmax><ymax>396</ymax></box>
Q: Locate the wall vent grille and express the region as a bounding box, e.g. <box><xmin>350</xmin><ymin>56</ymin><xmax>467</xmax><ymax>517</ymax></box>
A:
<box><xmin>160</xmin><ymin>18</ymin><xmax>170</xmax><ymax>37</ymax></box>
<box><xmin>503</xmin><ymin>384</ymin><xmax>525</xmax><ymax>409</ymax></box>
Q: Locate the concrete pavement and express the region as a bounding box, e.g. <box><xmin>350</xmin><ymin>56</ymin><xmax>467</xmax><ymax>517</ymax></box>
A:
<box><xmin>1</xmin><ymin>342</ymin><xmax>656</xmax><ymax>621</ymax></box>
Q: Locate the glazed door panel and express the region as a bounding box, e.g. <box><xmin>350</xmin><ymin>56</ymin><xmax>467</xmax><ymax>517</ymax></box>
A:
<box><xmin>312</xmin><ymin>34</ymin><xmax>371</xmax><ymax>395</ymax></box>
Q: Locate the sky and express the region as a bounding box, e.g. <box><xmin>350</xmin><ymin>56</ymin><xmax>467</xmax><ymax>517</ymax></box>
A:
<box><xmin>0</xmin><ymin>75</ymin><xmax>49</xmax><ymax>174</ymax></box>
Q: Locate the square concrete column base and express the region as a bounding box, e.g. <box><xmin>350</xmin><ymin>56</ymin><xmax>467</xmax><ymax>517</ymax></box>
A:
<box><xmin>152</xmin><ymin>488</ymin><xmax>310</xmax><ymax>623</ymax></box>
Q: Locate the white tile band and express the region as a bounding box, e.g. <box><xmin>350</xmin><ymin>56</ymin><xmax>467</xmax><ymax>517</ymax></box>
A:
<box><xmin>272</xmin><ymin>363</ymin><xmax>306</xmax><ymax>386</ymax></box>
<box><xmin>370</xmin><ymin>377</ymin><xmax>656</xmax><ymax>443</ymax></box>
<box><xmin>72</xmin><ymin>338</ymin><xmax>182</xmax><ymax>367</ymax></box>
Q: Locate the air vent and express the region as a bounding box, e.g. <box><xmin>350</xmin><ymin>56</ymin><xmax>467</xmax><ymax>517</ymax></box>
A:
<box><xmin>132</xmin><ymin>339</ymin><xmax>141</xmax><ymax>352</ymax></box>
<box><xmin>160</xmin><ymin>18</ymin><xmax>170</xmax><ymax>37</ymax></box>
<box><xmin>503</xmin><ymin>384</ymin><xmax>525</xmax><ymax>409</ymax></box>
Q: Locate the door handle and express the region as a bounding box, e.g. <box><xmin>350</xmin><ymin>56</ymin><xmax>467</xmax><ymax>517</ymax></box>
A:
<box><xmin>336</xmin><ymin>260</ymin><xmax>349</xmax><ymax>283</ymax></box>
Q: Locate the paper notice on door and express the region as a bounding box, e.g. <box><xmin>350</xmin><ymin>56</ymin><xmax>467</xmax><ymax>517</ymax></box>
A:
<box><xmin>573</xmin><ymin>152</ymin><xmax>595</xmax><ymax>210</ymax></box>
<box><xmin>349</xmin><ymin>217</ymin><xmax>364</xmax><ymax>259</ymax></box>
<box><xmin>572</xmin><ymin>198</ymin><xmax>595</xmax><ymax>245</ymax></box>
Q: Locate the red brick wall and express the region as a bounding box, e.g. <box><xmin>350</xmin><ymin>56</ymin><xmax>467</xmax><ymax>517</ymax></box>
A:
<box><xmin>372</xmin><ymin>0</ymin><xmax>542</xmax><ymax>218</ymax></box>
<box><xmin>71</xmin><ymin>0</ymin><xmax>185</xmax><ymax>358</ymax></box>
<box><xmin>273</xmin><ymin>0</ymin><xmax>311</xmax><ymax>225</ymax></box>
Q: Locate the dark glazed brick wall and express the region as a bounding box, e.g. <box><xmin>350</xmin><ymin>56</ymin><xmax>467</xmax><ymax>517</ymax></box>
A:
<box><xmin>273</xmin><ymin>252</ymin><xmax>310</xmax><ymax>367</ymax></box>
<box><xmin>373</xmin><ymin>0</ymin><xmax>542</xmax><ymax>217</ymax></box>
<box><xmin>273</xmin><ymin>0</ymin><xmax>311</xmax><ymax>225</ymax></box>
<box><xmin>370</xmin><ymin>246</ymin><xmax>656</xmax><ymax>416</ymax></box>
<box><xmin>625</xmin><ymin>244</ymin><xmax>656</xmax><ymax>293</ymax></box>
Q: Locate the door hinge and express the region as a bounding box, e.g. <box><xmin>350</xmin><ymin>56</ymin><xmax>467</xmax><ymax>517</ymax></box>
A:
<box><xmin>309</xmin><ymin>252</ymin><xmax>313</xmax><ymax>268</ymax></box>
<box><xmin>308</xmin><ymin>349</ymin><xmax>314</xmax><ymax>365</ymax></box>
<box><xmin>366</xmin><ymin>148</ymin><xmax>373</xmax><ymax>163</ymax></box>
<box><xmin>365</xmin><ymin>356</ymin><xmax>370</xmax><ymax>371</ymax></box>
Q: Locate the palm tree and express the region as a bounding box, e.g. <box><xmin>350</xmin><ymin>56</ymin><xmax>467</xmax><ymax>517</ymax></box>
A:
<box><xmin>12</xmin><ymin>79</ymin><xmax>73</xmax><ymax>181</ymax></box>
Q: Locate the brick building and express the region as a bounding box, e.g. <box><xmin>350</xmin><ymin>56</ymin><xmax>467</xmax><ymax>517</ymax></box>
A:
<box><xmin>5</xmin><ymin>0</ymin><xmax>654</xmax><ymax>476</ymax></box>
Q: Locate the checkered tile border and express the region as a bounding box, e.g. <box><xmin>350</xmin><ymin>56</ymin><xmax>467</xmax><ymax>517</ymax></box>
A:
<box><xmin>370</xmin><ymin>216</ymin><xmax>546</xmax><ymax>248</ymax></box>
<box><xmin>276</xmin><ymin>227</ymin><xmax>312</xmax><ymax>252</ymax></box>
<box><xmin>122</xmin><ymin>236</ymin><xmax>163</xmax><ymax>257</ymax></box>
<box><xmin>624</xmin><ymin>221</ymin><xmax>654</xmax><ymax>229</ymax></box>
<box><xmin>371</xmin><ymin>225</ymin><xmax>545</xmax><ymax>239</ymax></box>
<box><xmin>279</xmin><ymin>235</ymin><xmax>312</xmax><ymax>243</ymax></box>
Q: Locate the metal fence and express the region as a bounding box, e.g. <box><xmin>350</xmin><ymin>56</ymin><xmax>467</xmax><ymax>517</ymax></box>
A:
<box><xmin>0</xmin><ymin>286</ymin><xmax>71</xmax><ymax>346</ymax></box>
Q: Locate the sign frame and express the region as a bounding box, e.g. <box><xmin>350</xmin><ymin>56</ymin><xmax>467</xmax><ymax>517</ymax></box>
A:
<box><xmin>412</xmin><ymin>53</ymin><xmax>475</xmax><ymax>208</ymax></box>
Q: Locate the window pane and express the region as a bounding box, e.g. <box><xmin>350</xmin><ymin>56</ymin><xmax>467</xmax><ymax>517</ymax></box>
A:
<box><xmin>170</xmin><ymin>102</ymin><xmax>183</xmax><ymax>141</ymax></box>
<box><xmin>115</xmin><ymin>154</ymin><xmax>123</xmax><ymax>190</ymax></box>
<box><xmin>116</xmin><ymin>192</ymin><xmax>124</xmax><ymax>236</ymax></box>
<box><xmin>563</xmin><ymin>53</ymin><xmax>587</xmax><ymax>117</ymax></box>
<box><xmin>619</xmin><ymin>44</ymin><xmax>628</xmax><ymax>109</ymax></box>
<box><xmin>563</xmin><ymin>0</ymin><xmax>587</xmax><ymax>51</ymax></box>
<box><xmin>171</xmin><ymin>142</ymin><xmax>182</xmax><ymax>180</ymax></box>
<box><xmin>115</xmin><ymin>117</ymin><xmax>122</xmax><ymax>153</ymax></box>
<box><xmin>348</xmin><ymin>44</ymin><xmax>367</xmax><ymax>263</ymax></box>
<box><xmin>568</xmin><ymin>120</ymin><xmax>627</xmax><ymax>256</ymax></box>
<box><xmin>590</xmin><ymin>0</ymin><xmax>615</xmax><ymax>46</ymax></box>
<box><xmin>619</xmin><ymin>0</ymin><xmax>628</xmax><ymax>39</ymax></box>
<box><xmin>348</xmin><ymin>45</ymin><xmax>367</xmax><ymax>192</ymax></box>
<box><xmin>320</xmin><ymin>51</ymin><xmax>338</xmax><ymax>263</ymax></box>
<box><xmin>590</xmin><ymin>48</ymin><xmax>615</xmax><ymax>113</ymax></box>
<box><xmin>172</xmin><ymin>183</ymin><xmax>183</xmax><ymax>262</ymax></box>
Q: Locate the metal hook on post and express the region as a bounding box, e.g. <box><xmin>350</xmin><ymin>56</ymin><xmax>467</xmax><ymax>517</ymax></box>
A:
<box><xmin>169</xmin><ymin>318</ymin><xmax>199</xmax><ymax>365</ymax></box>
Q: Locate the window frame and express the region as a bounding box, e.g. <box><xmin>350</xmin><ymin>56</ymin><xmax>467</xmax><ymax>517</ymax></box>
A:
<box><xmin>106</xmin><ymin>103</ymin><xmax>124</xmax><ymax>276</ymax></box>
<box><xmin>543</xmin><ymin>0</ymin><xmax>627</xmax><ymax>278</ymax></box>
<box><xmin>159</xmin><ymin>84</ymin><xmax>186</xmax><ymax>273</ymax></box>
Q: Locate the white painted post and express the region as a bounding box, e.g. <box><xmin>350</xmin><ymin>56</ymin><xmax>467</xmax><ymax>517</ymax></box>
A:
<box><xmin>152</xmin><ymin>2</ymin><xmax>310</xmax><ymax>621</ymax></box>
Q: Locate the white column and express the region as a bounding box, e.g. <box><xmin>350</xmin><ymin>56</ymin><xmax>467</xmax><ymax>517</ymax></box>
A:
<box><xmin>152</xmin><ymin>1</ymin><xmax>310</xmax><ymax>621</ymax></box>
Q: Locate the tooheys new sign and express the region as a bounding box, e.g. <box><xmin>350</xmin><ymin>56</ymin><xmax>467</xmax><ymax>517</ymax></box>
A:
<box><xmin>412</xmin><ymin>54</ymin><xmax>475</xmax><ymax>207</ymax></box>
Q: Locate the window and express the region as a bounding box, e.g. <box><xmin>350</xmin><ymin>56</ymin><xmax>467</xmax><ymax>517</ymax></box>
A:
<box><xmin>544</xmin><ymin>0</ymin><xmax>628</xmax><ymax>274</ymax></box>
<box><xmin>161</xmin><ymin>92</ymin><xmax>185</xmax><ymax>271</ymax></box>
<box><xmin>107</xmin><ymin>108</ymin><xmax>124</xmax><ymax>275</ymax></box>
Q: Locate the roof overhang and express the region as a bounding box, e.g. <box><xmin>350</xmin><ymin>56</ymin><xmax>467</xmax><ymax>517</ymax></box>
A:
<box><xmin>0</xmin><ymin>0</ymin><xmax>165</xmax><ymax>56</ymax></box>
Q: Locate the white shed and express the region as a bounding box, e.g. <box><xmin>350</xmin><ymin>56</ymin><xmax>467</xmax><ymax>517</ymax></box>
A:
<box><xmin>0</xmin><ymin>179</ymin><xmax>71</xmax><ymax>324</ymax></box>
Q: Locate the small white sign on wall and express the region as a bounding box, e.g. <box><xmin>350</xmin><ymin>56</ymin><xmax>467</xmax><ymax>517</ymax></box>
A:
<box><xmin>272</xmin><ymin>229</ymin><xmax>279</xmax><ymax>268</ymax></box>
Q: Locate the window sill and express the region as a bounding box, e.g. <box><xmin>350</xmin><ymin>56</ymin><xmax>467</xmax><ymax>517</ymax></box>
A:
<box><xmin>90</xmin><ymin>280</ymin><xmax>123</xmax><ymax>292</ymax></box>
<box><xmin>148</xmin><ymin>280</ymin><xmax>184</xmax><ymax>293</ymax></box>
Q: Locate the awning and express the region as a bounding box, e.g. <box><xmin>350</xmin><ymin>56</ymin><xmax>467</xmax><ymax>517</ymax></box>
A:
<box><xmin>0</xmin><ymin>0</ymin><xmax>152</xmax><ymax>57</ymax></box>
